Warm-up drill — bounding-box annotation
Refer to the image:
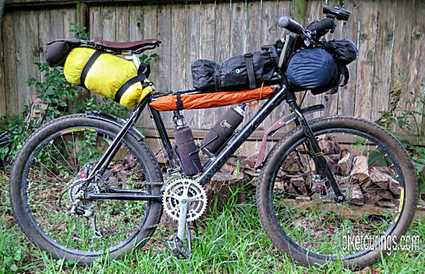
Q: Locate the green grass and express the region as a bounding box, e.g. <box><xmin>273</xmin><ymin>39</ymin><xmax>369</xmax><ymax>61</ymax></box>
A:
<box><xmin>0</xmin><ymin>173</ymin><xmax>424</xmax><ymax>274</ymax></box>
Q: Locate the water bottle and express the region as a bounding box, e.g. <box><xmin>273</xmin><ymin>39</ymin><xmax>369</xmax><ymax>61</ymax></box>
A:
<box><xmin>202</xmin><ymin>104</ymin><xmax>245</xmax><ymax>155</ymax></box>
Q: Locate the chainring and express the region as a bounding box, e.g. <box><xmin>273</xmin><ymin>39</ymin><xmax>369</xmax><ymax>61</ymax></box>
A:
<box><xmin>162</xmin><ymin>177</ymin><xmax>207</xmax><ymax>222</ymax></box>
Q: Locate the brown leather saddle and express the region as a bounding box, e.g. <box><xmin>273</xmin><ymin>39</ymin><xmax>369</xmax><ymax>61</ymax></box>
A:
<box><xmin>46</xmin><ymin>38</ymin><xmax>161</xmax><ymax>67</ymax></box>
<box><xmin>92</xmin><ymin>38</ymin><xmax>161</xmax><ymax>53</ymax></box>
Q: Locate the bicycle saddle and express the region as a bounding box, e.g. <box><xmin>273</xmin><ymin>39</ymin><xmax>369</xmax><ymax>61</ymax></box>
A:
<box><xmin>92</xmin><ymin>38</ymin><xmax>161</xmax><ymax>53</ymax></box>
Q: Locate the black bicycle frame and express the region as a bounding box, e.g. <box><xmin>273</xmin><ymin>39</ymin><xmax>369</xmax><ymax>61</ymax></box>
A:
<box><xmin>86</xmin><ymin>30</ymin><xmax>344</xmax><ymax>201</ymax></box>
<box><xmin>86</xmin><ymin>83</ymin><xmax>344</xmax><ymax>202</ymax></box>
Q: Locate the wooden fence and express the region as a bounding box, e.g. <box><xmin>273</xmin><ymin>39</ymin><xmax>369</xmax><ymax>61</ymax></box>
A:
<box><xmin>1</xmin><ymin>0</ymin><xmax>425</xmax><ymax>152</ymax></box>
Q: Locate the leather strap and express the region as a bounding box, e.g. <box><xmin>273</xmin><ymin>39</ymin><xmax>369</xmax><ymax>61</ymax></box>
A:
<box><xmin>176</xmin><ymin>94</ymin><xmax>184</xmax><ymax>110</ymax></box>
<box><xmin>115</xmin><ymin>62</ymin><xmax>149</xmax><ymax>103</ymax></box>
<box><xmin>244</xmin><ymin>53</ymin><xmax>256</xmax><ymax>89</ymax></box>
<box><xmin>340</xmin><ymin>65</ymin><xmax>349</xmax><ymax>87</ymax></box>
<box><xmin>80</xmin><ymin>50</ymin><xmax>102</xmax><ymax>87</ymax></box>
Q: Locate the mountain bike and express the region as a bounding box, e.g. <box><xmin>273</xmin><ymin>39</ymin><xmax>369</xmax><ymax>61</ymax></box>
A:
<box><xmin>10</xmin><ymin>5</ymin><xmax>417</xmax><ymax>269</ymax></box>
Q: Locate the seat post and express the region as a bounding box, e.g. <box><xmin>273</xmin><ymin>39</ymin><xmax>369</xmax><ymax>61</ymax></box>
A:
<box><xmin>131</xmin><ymin>54</ymin><xmax>141</xmax><ymax>69</ymax></box>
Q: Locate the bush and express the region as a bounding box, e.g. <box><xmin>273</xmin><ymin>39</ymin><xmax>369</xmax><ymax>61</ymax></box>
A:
<box><xmin>378</xmin><ymin>83</ymin><xmax>425</xmax><ymax>192</ymax></box>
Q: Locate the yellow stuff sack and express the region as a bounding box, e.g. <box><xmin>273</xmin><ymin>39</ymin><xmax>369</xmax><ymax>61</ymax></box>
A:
<box><xmin>63</xmin><ymin>47</ymin><xmax>153</xmax><ymax>108</ymax></box>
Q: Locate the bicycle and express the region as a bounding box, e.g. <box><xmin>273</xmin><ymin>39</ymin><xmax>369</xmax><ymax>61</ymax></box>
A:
<box><xmin>10</xmin><ymin>5</ymin><xmax>418</xmax><ymax>269</ymax></box>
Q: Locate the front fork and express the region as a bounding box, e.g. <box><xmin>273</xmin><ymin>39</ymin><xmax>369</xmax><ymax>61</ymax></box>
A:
<box><xmin>287</xmin><ymin>94</ymin><xmax>345</xmax><ymax>202</ymax></box>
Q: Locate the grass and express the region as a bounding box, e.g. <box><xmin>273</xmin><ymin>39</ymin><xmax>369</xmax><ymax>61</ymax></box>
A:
<box><xmin>0</xmin><ymin>172</ymin><xmax>424</xmax><ymax>274</ymax></box>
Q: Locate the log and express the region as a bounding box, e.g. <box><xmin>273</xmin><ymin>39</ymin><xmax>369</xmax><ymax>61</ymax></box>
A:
<box><xmin>350</xmin><ymin>155</ymin><xmax>369</xmax><ymax>182</ymax></box>
<box><xmin>337</xmin><ymin>149</ymin><xmax>354</xmax><ymax>176</ymax></box>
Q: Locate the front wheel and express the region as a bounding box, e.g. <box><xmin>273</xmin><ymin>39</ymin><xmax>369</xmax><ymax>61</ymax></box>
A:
<box><xmin>10</xmin><ymin>114</ymin><xmax>163</xmax><ymax>264</ymax></box>
<box><xmin>256</xmin><ymin>117</ymin><xmax>417</xmax><ymax>269</ymax></box>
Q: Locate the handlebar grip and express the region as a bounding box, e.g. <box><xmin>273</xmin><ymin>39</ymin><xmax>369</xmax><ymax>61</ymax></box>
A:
<box><xmin>278</xmin><ymin>16</ymin><xmax>305</xmax><ymax>35</ymax></box>
<box><xmin>306</xmin><ymin>17</ymin><xmax>336</xmax><ymax>38</ymax></box>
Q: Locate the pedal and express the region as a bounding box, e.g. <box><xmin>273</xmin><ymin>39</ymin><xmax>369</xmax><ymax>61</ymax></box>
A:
<box><xmin>167</xmin><ymin>235</ymin><xmax>190</xmax><ymax>259</ymax></box>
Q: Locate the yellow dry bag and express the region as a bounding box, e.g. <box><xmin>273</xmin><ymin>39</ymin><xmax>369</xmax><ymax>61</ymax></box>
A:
<box><xmin>63</xmin><ymin>47</ymin><xmax>153</xmax><ymax>108</ymax></box>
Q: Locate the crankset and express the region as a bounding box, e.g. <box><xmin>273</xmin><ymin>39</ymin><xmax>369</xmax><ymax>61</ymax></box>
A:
<box><xmin>162</xmin><ymin>177</ymin><xmax>207</xmax><ymax>258</ymax></box>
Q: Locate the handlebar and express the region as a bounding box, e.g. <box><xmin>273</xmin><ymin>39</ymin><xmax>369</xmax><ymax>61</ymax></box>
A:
<box><xmin>306</xmin><ymin>17</ymin><xmax>336</xmax><ymax>38</ymax></box>
<box><xmin>277</xmin><ymin>5</ymin><xmax>349</xmax><ymax>40</ymax></box>
<box><xmin>277</xmin><ymin>16</ymin><xmax>305</xmax><ymax>35</ymax></box>
<box><xmin>278</xmin><ymin>16</ymin><xmax>335</xmax><ymax>41</ymax></box>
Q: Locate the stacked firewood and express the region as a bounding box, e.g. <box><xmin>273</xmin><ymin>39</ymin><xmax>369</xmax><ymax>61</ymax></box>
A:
<box><xmin>242</xmin><ymin>135</ymin><xmax>402</xmax><ymax>208</ymax></box>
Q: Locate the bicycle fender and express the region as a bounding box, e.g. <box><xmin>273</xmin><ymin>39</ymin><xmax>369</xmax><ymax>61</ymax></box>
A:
<box><xmin>85</xmin><ymin>111</ymin><xmax>145</xmax><ymax>141</ymax></box>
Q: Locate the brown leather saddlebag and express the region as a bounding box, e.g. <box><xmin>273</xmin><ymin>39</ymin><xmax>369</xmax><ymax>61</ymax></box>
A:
<box><xmin>149</xmin><ymin>85</ymin><xmax>276</xmax><ymax>111</ymax></box>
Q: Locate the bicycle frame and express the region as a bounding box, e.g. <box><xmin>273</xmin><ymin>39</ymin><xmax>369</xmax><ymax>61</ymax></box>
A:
<box><xmin>87</xmin><ymin>33</ymin><xmax>345</xmax><ymax>202</ymax></box>
<box><xmin>86</xmin><ymin>82</ymin><xmax>343</xmax><ymax>204</ymax></box>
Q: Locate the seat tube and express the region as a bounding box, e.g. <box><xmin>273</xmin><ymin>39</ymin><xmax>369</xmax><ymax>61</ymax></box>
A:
<box><xmin>150</xmin><ymin>107</ymin><xmax>178</xmax><ymax>169</ymax></box>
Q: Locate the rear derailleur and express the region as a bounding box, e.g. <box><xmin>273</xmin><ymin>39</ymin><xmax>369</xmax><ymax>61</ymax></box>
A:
<box><xmin>67</xmin><ymin>164</ymin><xmax>103</xmax><ymax>239</ymax></box>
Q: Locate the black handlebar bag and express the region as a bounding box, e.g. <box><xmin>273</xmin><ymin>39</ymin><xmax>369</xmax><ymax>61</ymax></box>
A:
<box><xmin>286</xmin><ymin>48</ymin><xmax>341</xmax><ymax>94</ymax></box>
<box><xmin>286</xmin><ymin>40</ymin><xmax>357</xmax><ymax>95</ymax></box>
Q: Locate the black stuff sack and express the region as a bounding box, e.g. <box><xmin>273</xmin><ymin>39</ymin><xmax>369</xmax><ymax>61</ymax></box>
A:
<box><xmin>322</xmin><ymin>39</ymin><xmax>358</xmax><ymax>65</ymax></box>
<box><xmin>46</xmin><ymin>39</ymin><xmax>81</xmax><ymax>67</ymax></box>
<box><xmin>192</xmin><ymin>49</ymin><xmax>278</xmax><ymax>91</ymax></box>
<box><xmin>286</xmin><ymin>48</ymin><xmax>341</xmax><ymax>95</ymax></box>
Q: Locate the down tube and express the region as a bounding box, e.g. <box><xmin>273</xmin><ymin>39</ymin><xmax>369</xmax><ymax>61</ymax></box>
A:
<box><xmin>198</xmin><ymin>86</ymin><xmax>288</xmax><ymax>185</ymax></box>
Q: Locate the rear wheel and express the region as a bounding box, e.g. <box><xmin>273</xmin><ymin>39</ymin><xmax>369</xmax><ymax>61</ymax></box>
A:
<box><xmin>256</xmin><ymin>117</ymin><xmax>417</xmax><ymax>269</ymax></box>
<box><xmin>10</xmin><ymin>114</ymin><xmax>163</xmax><ymax>264</ymax></box>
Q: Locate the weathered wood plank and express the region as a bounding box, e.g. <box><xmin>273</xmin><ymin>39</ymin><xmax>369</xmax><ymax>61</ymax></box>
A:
<box><xmin>63</xmin><ymin>8</ymin><xmax>76</xmax><ymax>38</ymax></box>
<box><xmin>370</xmin><ymin>0</ymin><xmax>396</xmax><ymax>122</ymax></box>
<box><xmin>14</xmin><ymin>10</ymin><xmax>39</xmax><ymax>112</ymax></box>
<box><xmin>195</xmin><ymin>2</ymin><xmax>216</xmax><ymax>129</ymax></box>
<box><xmin>246</xmin><ymin>1</ymin><xmax>262</xmax><ymax>52</ymax></box>
<box><xmin>302</xmin><ymin>0</ymin><xmax>322</xmax><ymax>119</ymax></box>
<box><xmin>129</xmin><ymin>5</ymin><xmax>143</xmax><ymax>40</ymax></box>
<box><xmin>37</xmin><ymin>9</ymin><xmax>51</xmax><ymax>71</ymax></box>
<box><xmin>115</xmin><ymin>5</ymin><xmax>130</xmax><ymax>42</ymax></box>
<box><xmin>407</xmin><ymin>0</ymin><xmax>425</xmax><ymax>133</ymax></box>
<box><xmin>101</xmin><ymin>5</ymin><xmax>116</xmax><ymax>41</ymax></box>
<box><xmin>185</xmin><ymin>2</ymin><xmax>201</xmax><ymax>128</ymax></box>
<box><xmin>230</xmin><ymin>1</ymin><xmax>247</xmax><ymax>55</ymax></box>
<box><xmin>389</xmin><ymin>0</ymin><xmax>414</xmax><ymax>121</ymax></box>
<box><xmin>154</xmin><ymin>4</ymin><xmax>173</xmax><ymax>126</ymax></box>
<box><xmin>140</xmin><ymin>5</ymin><xmax>159</xmax><ymax>128</ymax></box>
<box><xmin>214</xmin><ymin>1</ymin><xmax>231</xmax><ymax>62</ymax></box>
<box><xmin>142</xmin><ymin>6</ymin><xmax>159</xmax><ymax>81</ymax></box>
<box><xmin>186</xmin><ymin>2</ymin><xmax>200</xmax><ymax>80</ymax></box>
<box><xmin>1</xmin><ymin>13</ymin><xmax>18</xmax><ymax>114</ymax></box>
<box><xmin>336</xmin><ymin>0</ymin><xmax>358</xmax><ymax>117</ymax></box>
<box><xmin>170</xmin><ymin>4</ymin><xmax>186</xmax><ymax>90</ymax></box>
<box><xmin>156</xmin><ymin>4</ymin><xmax>172</xmax><ymax>92</ymax></box>
<box><xmin>89</xmin><ymin>6</ymin><xmax>102</xmax><ymax>40</ymax></box>
<box><xmin>260</xmin><ymin>1</ymin><xmax>281</xmax><ymax>128</ymax></box>
<box><xmin>0</xmin><ymin>23</ymin><xmax>6</xmax><ymax>115</ymax></box>
<box><xmin>354</xmin><ymin>0</ymin><xmax>378</xmax><ymax>120</ymax></box>
<box><xmin>412</xmin><ymin>1</ymin><xmax>425</xmax><ymax>134</ymax></box>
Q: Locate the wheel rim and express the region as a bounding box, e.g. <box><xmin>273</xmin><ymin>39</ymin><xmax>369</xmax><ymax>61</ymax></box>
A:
<box><xmin>21</xmin><ymin>125</ymin><xmax>153</xmax><ymax>256</ymax></box>
<box><xmin>269</xmin><ymin>127</ymin><xmax>405</xmax><ymax>260</ymax></box>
